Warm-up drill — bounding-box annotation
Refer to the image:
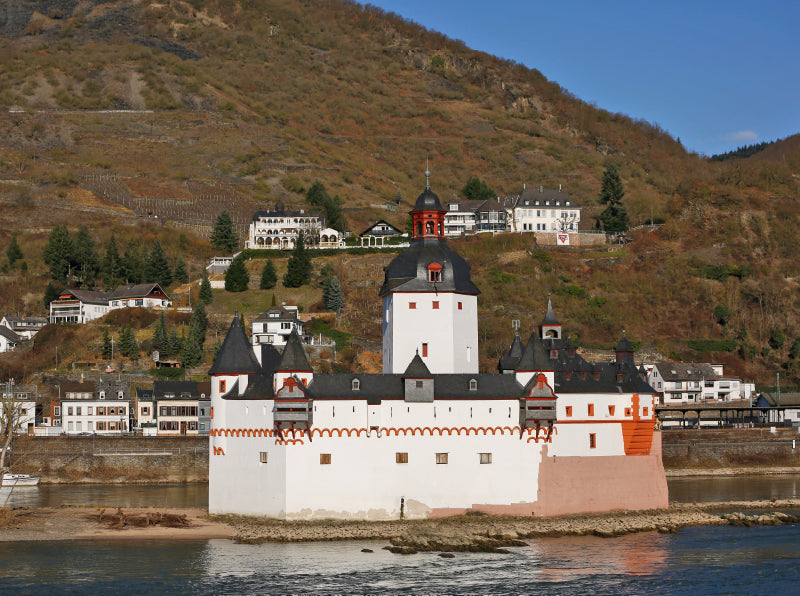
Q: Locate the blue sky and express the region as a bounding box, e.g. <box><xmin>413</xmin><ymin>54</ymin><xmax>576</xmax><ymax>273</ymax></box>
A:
<box><xmin>364</xmin><ymin>0</ymin><xmax>799</xmax><ymax>156</ymax></box>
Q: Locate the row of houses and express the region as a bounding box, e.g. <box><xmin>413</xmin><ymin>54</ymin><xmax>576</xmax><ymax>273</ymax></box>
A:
<box><xmin>0</xmin><ymin>315</ymin><xmax>49</xmax><ymax>353</ymax></box>
<box><xmin>3</xmin><ymin>379</ymin><xmax>211</xmax><ymax>437</ymax></box>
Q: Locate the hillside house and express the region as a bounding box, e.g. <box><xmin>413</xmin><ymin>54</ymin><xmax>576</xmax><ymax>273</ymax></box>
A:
<box><xmin>443</xmin><ymin>200</ymin><xmax>482</xmax><ymax>236</ymax></box>
<box><xmin>135</xmin><ymin>381</ymin><xmax>210</xmax><ymax>436</ymax></box>
<box><xmin>475</xmin><ymin>197</ymin><xmax>511</xmax><ymax>232</ymax></box>
<box><xmin>361</xmin><ymin>220</ymin><xmax>403</xmax><ymax>238</ymax></box>
<box><xmin>206</xmin><ymin>257</ymin><xmax>233</xmax><ymax>275</ymax></box>
<box><xmin>251</xmin><ymin>306</ymin><xmax>305</xmax><ymax>348</ymax></box>
<box><xmin>0</xmin><ymin>315</ymin><xmax>48</xmax><ymax>340</ymax></box>
<box><xmin>507</xmin><ymin>187</ymin><xmax>582</xmax><ymax>233</ymax></box>
<box><xmin>0</xmin><ymin>326</ymin><xmax>21</xmax><ymax>353</ymax></box>
<box><xmin>0</xmin><ymin>383</ymin><xmax>36</xmax><ymax>436</ymax></box>
<box><xmin>245</xmin><ymin>204</ymin><xmax>324</xmax><ymax>249</ymax></box>
<box><xmin>648</xmin><ymin>363</ymin><xmax>754</xmax><ymax>404</ymax></box>
<box><xmin>49</xmin><ymin>284</ymin><xmax>170</xmax><ymax>324</ymax></box>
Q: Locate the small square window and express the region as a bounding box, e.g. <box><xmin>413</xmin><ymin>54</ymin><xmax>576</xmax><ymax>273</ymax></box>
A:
<box><xmin>565</xmin><ymin>406</ymin><xmax>573</xmax><ymax>417</ymax></box>
<box><xmin>432</xmin><ymin>301</ymin><xmax>439</xmax><ymax>309</ymax></box>
<box><xmin>409</xmin><ymin>302</ymin><xmax>416</xmax><ymax>310</ymax></box>
<box><xmin>396</xmin><ymin>452</ymin><xmax>408</xmax><ymax>464</ymax></box>
<box><xmin>259</xmin><ymin>452</ymin><xmax>268</xmax><ymax>463</ymax></box>
<box><xmin>415</xmin><ymin>380</ymin><xmax>423</xmax><ymax>389</ymax></box>
<box><xmin>479</xmin><ymin>453</ymin><xmax>492</xmax><ymax>464</ymax></box>
<box><xmin>436</xmin><ymin>453</ymin><xmax>448</xmax><ymax>464</ymax></box>
<box><xmin>320</xmin><ymin>453</ymin><xmax>331</xmax><ymax>465</ymax></box>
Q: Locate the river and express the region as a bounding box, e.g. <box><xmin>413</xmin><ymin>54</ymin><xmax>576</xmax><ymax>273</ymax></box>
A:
<box><xmin>0</xmin><ymin>477</ymin><xmax>798</xmax><ymax>594</ymax></box>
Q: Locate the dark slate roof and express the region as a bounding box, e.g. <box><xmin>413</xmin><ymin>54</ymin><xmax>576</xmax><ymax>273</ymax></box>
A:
<box><xmin>379</xmin><ymin>237</ymin><xmax>480</xmax><ymax>296</ymax></box>
<box><xmin>411</xmin><ymin>186</ymin><xmax>444</xmax><ymax>213</ymax></box>
<box><xmin>0</xmin><ymin>326</ymin><xmax>21</xmax><ymax>344</ymax></box>
<box><xmin>403</xmin><ymin>353</ymin><xmax>432</xmax><ymax>378</ymax></box>
<box><xmin>59</xmin><ymin>289</ymin><xmax>108</xmax><ymax>305</ymax></box>
<box><xmin>251</xmin><ymin>208</ymin><xmax>322</xmax><ymax>222</ymax></box>
<box><xmin>360</xmin><ymin>219</ymin><xmax>403</xmax><ymax>237</ymax></box>
<box><xmin>208</xmin><ymin>317</ymin><xmax>262</xmax><ymax>375</ymax></box>
<box><xmin>555</xmin><ymin>360</ymin><xmax>656</xmax><ymax>394</ymax></box>
<box><xmin>2</xmin><ymin>315</ymin><xmax>47</xmax><ymax>327</ymax></box>
<box><xmin>475</xmin><ymin>197</ymin><xmax>506</xmax><ymax>213</ymax></box>
<box><xmin>259</xmin><ymin>344</ymin><xmax>283</xmax><ymax>377</ymax></box>
<box><xmin>153</xmin><ymin>380</ymin><xmax>203</xmax><ymax>399</ymax></box>
<box><xmin>253</xmin><ymin>306</ymin><xmax>298</xmax><ymax>322</ymax></box>
<box><xmin>654</xmin><ymin>362</ymin><xmax>718</xmax><ymax>382</ymax></box>
<box><xmin>277</xmin><ymin>329</ymin><xmax>313</xmax><ymax>372</ymax></box>
<box><xmin>516</xmin><ymin>333</ymin><xmax>553</xmax><ymax>371</ymax></box>
<box><xmin>108</xmin><ymin>283</ymin><xmax>167</xmax><ymax>300</ymax></box>
<box><xmin>540</xmin><ymin>298</ymin><xmax>560</xmax><ymax>327</ymax></box>
<box><xmin>616</xmin><ymin>336</ymin><xmax>634</xmax><ymax>352</ymax></box>
<box><xmin>498</xmin><ymin>333</ymin><xmax>524</xmax><ymax>371</ymax></box>
<box><xmin>136</xmin><ymin>388</ymin><xmax>153</xmax><ymax>399</ymax></box>
<box><xmin>522</xmin><ymin>373</ymin><xmax>556</xmax><ymax>397</ymax></box>
<box><xmin>515</xmin><ymin>187</ymin><xmax>580</xmax><ymax>209</ymax></box>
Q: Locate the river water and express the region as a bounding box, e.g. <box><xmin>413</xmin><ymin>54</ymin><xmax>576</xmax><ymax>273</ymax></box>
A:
<box><xmin>0</xmin><ymin>477</ymin><xmax>799</xmax><ymax>594</ymax></box>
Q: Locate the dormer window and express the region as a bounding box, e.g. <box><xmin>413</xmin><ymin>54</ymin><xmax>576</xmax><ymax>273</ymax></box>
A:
<box><xmin>550</xmin><ymin>349</ymin><xmax>558</xmax><ymax>359</ymax></box>
<box><xmin>352</xmin><ymin>379</ymin><xmax>360</xmax><ymax>391</ymax></box>
<box><xmin>469</xmin><ymin>379</ymin><xmax>477</xmax><ymax>391</ymax></box>
<box><xmin>427</xmin><ymin>262</ymin><xmax>442</xmax><ymax>283</ymax></box>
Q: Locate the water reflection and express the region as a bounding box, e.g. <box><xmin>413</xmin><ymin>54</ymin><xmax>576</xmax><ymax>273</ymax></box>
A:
<box><xmin>667</xmin><ymin>475</ymin><xmax>800</xmax><ymax>503</ymax></box>
<box><xmin>0</xmin><ymin>483</ymin><xmax>208</xmax><ymax>508</ymax></box>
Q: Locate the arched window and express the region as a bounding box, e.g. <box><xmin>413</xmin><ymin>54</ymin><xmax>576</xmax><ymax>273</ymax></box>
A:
<box><xmin>427</xmin><ymin>262</ymin><xmax>442</xmax><ymax>283</ymax></box>
<box><xmin>425</xmin><ymin>221</ymin><xmax>434</xmax><ymax>234</ymax></box>
<box><xmin>469</xmin><ymin>379</ymin><xmax>478</xmax><ymax>391</ymax></box>
<box><xmin>352</xmin><ymin>379</ymin><xmax>360</xmax><ymax>391</ymax></box>
<box><xmin>416</xmin><ymin>222</ymin><xmax>422</xmax><ymax>236</ymax></box>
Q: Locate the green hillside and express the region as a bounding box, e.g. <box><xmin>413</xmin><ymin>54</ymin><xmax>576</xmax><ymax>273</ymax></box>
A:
<box><xmin>1</xmin><ymin>0</ymin><xmax>799</xmax><ymax>384</ymax></box>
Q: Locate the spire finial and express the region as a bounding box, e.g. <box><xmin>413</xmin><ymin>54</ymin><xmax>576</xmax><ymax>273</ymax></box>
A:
<box><xmin>425</xmin><ymin>157</ymin><xmax>430</xmax><ymax>188</ymax></box>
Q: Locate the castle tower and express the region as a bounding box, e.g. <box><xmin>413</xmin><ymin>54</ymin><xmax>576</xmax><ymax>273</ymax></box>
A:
<box><xmin>380</xmin><ymin>179</ymin><xmax>480</xmax><ymax>374</ymax></box>
<box><xmin>540</xmin><ymin>297</ymin><xmax>562</xmax><ymax>339</ymax></box>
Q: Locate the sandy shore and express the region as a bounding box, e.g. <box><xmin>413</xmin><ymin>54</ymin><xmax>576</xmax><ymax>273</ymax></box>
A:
<box><xmin>1</xmin><ymin>500</ymin><xmax>799</xmax><ymax>546</ymax></box>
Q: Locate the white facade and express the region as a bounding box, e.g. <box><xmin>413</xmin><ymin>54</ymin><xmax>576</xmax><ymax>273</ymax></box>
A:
<box><xmin>443</xmin><ymin>202</ymin><xmax>479</xmax><ymax>236</ymax></box>
<box><xmin>62</xmin><ymin>400</ymin><xmax>130</xmax><ymax>435</ymax></box>
<box><xmin>509</xmin><ymin>193</ymin><xmax>581</xmax><ymax>233</ymax></box>
<box><xmin>251</xmin><ymin>306</ymin><xmax>304</xmax><ymax>348</ymax></box>
<box><xmin>648</xmin><ymin>363</ymin><xmax>752</xmax><ymax>403</ymax></box>
<box><xmin>245</xmin><ymin>209</ymin><xmax>323</xmax><ymax>249</ymax></box>
<box><xmin>0</xmin><ymin>398</ymin><xmax>36</xmax><ymax>435</ymax></box>
<box><xmin>382</xmin><ymin>292</ymin><xmax>478</xmax><ymax>374</ymax></box>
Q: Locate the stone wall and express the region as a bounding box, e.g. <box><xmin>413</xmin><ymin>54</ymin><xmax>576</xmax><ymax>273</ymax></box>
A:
<box><xmin>661</xmin><ymin>428</ymin><xmax>800</xmax><ymax>468</ymax></box>
<box><xmin>7</xmin><ymin>436</ymin><xmax>208</xmax><ymax>483</ymax></box>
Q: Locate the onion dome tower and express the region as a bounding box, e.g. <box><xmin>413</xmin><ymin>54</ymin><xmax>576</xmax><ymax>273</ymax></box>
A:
<box><xmin>379</xmin><ymin>169</ymin><xmax>480</xmax><ymax>374</ymax></box>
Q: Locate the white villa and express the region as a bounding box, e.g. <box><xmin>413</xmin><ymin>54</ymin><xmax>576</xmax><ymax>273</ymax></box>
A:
<box><xmin>251</xmin><ymin>306</ymin><xmax>305</xmax><ymax>348</ymax></box>
<box><xmin>245</xmin><ymin>204</ymin><xmax>324</xmax><ymax>249</ymax></box>
<box><xmin>49</xmin><ymin>283</ymin><xmax>170</xmax><ymax>324</ymax></box>
<box><xmin>508</xmin><ymin>186</ymin><xmax>581</xmax><ymax>233</ymax></box>
<box><xmin>647</xmin><ymin>362</ymin><xmax>755</xmax><ymax>404</ymax></box>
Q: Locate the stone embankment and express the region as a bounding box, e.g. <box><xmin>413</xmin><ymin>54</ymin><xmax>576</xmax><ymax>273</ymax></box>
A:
<box><xmin>229</xmin><ymin>500</ymin><xmax>800</xmax><ymax>554</ymax></box>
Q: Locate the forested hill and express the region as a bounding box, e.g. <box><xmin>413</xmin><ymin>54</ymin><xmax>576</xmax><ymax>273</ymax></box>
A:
<box><xmin>0</xmin><ymin>0</ymin><xmax>799</xmax><ymax>384</ymax></box>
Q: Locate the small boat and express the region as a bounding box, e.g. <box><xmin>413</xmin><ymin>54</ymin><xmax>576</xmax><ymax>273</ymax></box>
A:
<box><xmin>2</xmin><ymin>473</ymin><xmax>40</xmax><ymax>487</ymax></box>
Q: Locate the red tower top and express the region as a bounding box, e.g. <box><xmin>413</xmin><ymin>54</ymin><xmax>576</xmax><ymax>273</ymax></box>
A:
<box><xmin>410</xmin><ymin>172</ymin><xmax>446</xmax><ymax>240</ymax></box>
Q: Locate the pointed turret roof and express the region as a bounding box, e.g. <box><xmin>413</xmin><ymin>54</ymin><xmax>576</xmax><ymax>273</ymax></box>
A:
<box><xmin>540</xmin><ymin>297</ymin><xmax>560</xmax><ymax>327</ymax></box>
<box><xmin>516</xmin><ymin>332</ymin><xmax>553</xmax><ymax>371</ymax></box>
<box><xmin>403</xmin><ymin>352</ymin><xmax>432</xmax><ymax>378</ymax></box>
<box><xmin>616</xmin><ymin>335</ymin><xmax>634</xmax><ymax>352</ymax></box>
<box><xmin>498</xmin><ymin>333</ymin><xmax>524</xmax><ymax>371</ymax></box>
<box><xmin>208</xmin><ymin>316</ymin><xmax>262</xmax><ymax>375</ymax></box>
<box><xmin>277</xmin><ymin>329</ymin><xmax>313</xmax><ymax>372</ymax></box>
<box><xmin>411</xmin><ymin>186</ymin><xmax>444</xmax><ymax>213</ymax></box>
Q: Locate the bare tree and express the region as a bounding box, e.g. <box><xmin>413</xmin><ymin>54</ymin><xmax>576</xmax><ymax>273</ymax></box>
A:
<box><xmin>0</xmin><ymin>380</ymin><xmax>27</xmax><ymax>474</ymax></box>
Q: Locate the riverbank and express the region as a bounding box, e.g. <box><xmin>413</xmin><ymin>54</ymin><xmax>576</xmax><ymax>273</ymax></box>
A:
<box><xmin>1</xmin><ymin>500</ymin><xmax>799</xmax><ymax>547</ymax></box>
<box><xmin>666</xmin><ymin>465</ymin><xmax>800</xmax><ymax>477</ymax></box>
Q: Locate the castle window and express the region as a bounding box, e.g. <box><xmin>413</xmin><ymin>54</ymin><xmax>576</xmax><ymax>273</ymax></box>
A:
<box><xmin>415</xmin><ymin>380</ymin><xmax>423</xmax><ymax>389</ymax></box>
<box><xmin>416</xmin><ymin>222</ymin><xmax>422</xmax><ymax>236</ymax></box>
<box><xmin>625</xmin><ymin>408</ymin><xmax>632</xmax><ymax>417</ymax></box>
<box><xmin>259</xmin><ymin>452</ymin><xmax>268</xmax><ymax>464</ymax></box>
<box><xmin>588</xmin><ymin>404</ymin><xmax>595</xmax><ymax>416</ymax></box>
<box><xmin>352</xmin><ymin>379</ymin><xmax>360</xmax><ymax>391</ymax></box>
<box><xmin>436</xmin><ymin>453</ymin><xmax>448</xmax><ymax>464</ymax></box>
<box><xmin>458</xmin><ymin>302</ymin><xmax>463</xmax><ymax>310</ymax></box>
<box><xmin>432</xmin><ymin>301</ymin><xmax>439</xmax><ymax>309</ymax></box>
<box><xmin>469</xmin><ymin>379</ymin><xmax>477</xmax><ymax>391</ymax></box>
<box><xmin>608</xmin><ymin>405</ymin><xmax>615</xmax><ymax>416</ymax></box>
<box><xmin>428</xmin><ymin>266</ymin><xmax>442</xmax><ymax>283</ymax></box>
<box><xmin>565</xmin><ymin>406</ymin><xmax>573</xmax><ymax>417</ymax></box>
<box><xmin>643</xmin><ymin>407</ymin><xmax>649</xmax><ymax>416</ymax></box>
<box><xmin>320</xmin><ymin>454</ymin><xmax>331</xmax><ymax>465</ymax></box>
<box><xmin>589</xmin><ymin>434</ymin><xmax>597</xmax><ymax>449</ymax></box>
<box><xmin>409</xmin><ymin>302</ymin><xmax>416</xmax><ymax>309</ymax></box>
<box><xmin>422</xmin><ymin>343</ymin><xmax>428</xmax><ymax>357</ymax></box>
<box><xmin>396</xmin><ymin>452</ymin><xmax>408</xmax><ymax>464</ymax></box>
<box><xmin>479</xmin><ymin>453</ymin><xmax>492</xmax><ymax>464</ymax></box>
<box><xmin>219</xmin><ymin>380</ymin><xmax>226</xmax><ymax>394</ymax></box>
<box><xmin>425</xmin><ymin>221</ymin><xmax>434</xmax><ymax>234</ymax></box>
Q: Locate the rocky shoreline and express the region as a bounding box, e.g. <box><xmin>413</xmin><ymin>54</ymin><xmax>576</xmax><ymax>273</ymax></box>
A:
<box><xmin>228</xmin><ymin>499</ymin><xmax>800</xmax><ymax>553</ymax></box>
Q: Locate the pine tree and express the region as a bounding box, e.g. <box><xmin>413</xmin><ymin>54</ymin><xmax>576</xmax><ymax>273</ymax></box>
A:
<box><xmin>283</xmin><ymin>231</ymin><xmax>312</xmax><ymax>288</ymax></box>
<box><xmin>181</xmin><ymin>334</ymin><xmax>202</xmax><ymax>368</ymax></box>
<box><xmin>145</xmin><ymin>240</ymin><xmax>172</xmax><ymax>287</ymax></box>
<box><xmin>173</xmin><ymin>257</ymin><xmax>189</xmax><ymax>284</ymax></box>
<box><xmin>199</xmin><ymin>272</ymin><xmax>213</xmax><ymax>305</ymax></box>
<box><xmin>43</xmin><ymin>225</ymin><xmax>74</xmax><ymax>283</ymax></box>
<box><xmin>598</xmin><ymin>164</ymin><xmax>629</xmax><ymax>233</ymax></box>
<box><xmin>43</xmin><ymin>281</ymin><xmax>61</xmax><ymax>310</ymax></box>
<box><xmin>323</xmin><ymin>276</ymin><xmax>345</xmax><ymax>314</ymax></box>
<box><xmin>6</xmin><ymin>236</ymin><xmax>22</xmax><ymax>267</ymax></box>
<box><xmin>102</xmin><ymin>234</ymin><xmax>121</xmax><ymax>287</ymax></box>
<box><xmin>462</xmin><ymin>176</ymin><xmax>495</xmax><ymax>201</ymax></box>
<box><xmin>153</xmin><ymin>313</ymin><xmax>169</xmax><ymax>355</ymax></box>
<box><xmin>260</xmin><ymin>259</ymin><xmax>277</xmax><ymax>289</ymax></box>
<box><xmin>224</xmin><ymin>254</ymin><xmax>250</xmax><ymax>292</ymax></box>
<box><xmin>168</xmin><ymin>327</ymin><xmax>182</xmax><ymax>357</ymax></box>
<box><xmin>210</xmin><ymin>210</ymin><xmax>238</xmax><ymax>253</ymax></box>
<box><xmin>182</xmin><ymin>303</ymin><xmax>207</xmax><ymax>368</ymax></box>
<box><xmin>121</xmin><ymin>240</ymin><xmax>143</xmax><ymax>284</ymax></box>
<box><xmin>102</xmin><ymin>328</ymin><xmax>112</xmax><ymax>359</ymax></box>
<box><xmin>73</xmin><ymin>225</ymin><xmax>100</xmax><ymax>285</ymax></box>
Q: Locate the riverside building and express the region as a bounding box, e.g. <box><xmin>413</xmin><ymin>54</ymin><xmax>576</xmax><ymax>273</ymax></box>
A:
<box><xmin>208</xmin><ymin>181</ymin><xmax>668</xmax><ymax>519</ymax></box>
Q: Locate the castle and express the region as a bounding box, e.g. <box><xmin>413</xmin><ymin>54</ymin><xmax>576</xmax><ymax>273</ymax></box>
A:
<box><xmin>208</xmin><ymin>182</ymin><xmax>668</xmax><ymax>519</ymax></box>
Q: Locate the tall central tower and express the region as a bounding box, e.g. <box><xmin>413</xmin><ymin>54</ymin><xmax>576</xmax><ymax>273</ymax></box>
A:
<box><xmin>380</xmin><ymin>179</ymin><xmax>480</xmax><ymax>374</ymax></box>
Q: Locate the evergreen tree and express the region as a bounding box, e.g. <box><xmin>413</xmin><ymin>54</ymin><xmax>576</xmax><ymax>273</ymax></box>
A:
<box><xmin>395</xmin><ymin>189</ymin><xmax>402</xmax><ymax>205</ymax></box>
<box><xmin>283</xmin><ymin>231</ymin><xmax>312</xmax><ymax>288</ymax></box>
<box><xmin>182</xmin><ymin>303</ymin><xmax>207</xmax><ymax>368</ymax></box>
<box><xmin>259</xmin><ymin>259</ymin><xmax>277</xmax><ymax>289</ymax></box>
<box><xmin>145</xmin><ymin>240</ymin><xmax>172</xmax><ymax>287</ymax></box>
<box><xmin>181</xmin><ymin>334</ymin><xmax>202</xmax><ymax>368</ymax></box>
<box><xmin>224</xmin><ymin>254</ymin><xmax>250</xmax><ymax>292</ymax></box>
<box><xmin>168</xmin><ymin>327</ymin><xmax>182</xmax><ymax>357</ymax></box>
<box><xmin>598</xmin><ymin>164</ymin><xmax>629</xmax><ymax>232</ymax></box>
<box><xmin>305</xmin><ymin>181</ymin><xmax>346</xmax><ymax>232</ymax></box>
<box><xmin>121</xmin><ymin>240</ymin><xmax>144</xmax><ymax>284</ymax></box>
<box><xmin>462</xmin><ymin>176</ymin><xmax>495</xmax><ymax>201</ymax></box>
<box><xmin>102</xmin><ymin>235</ymin><xmax>121</xmax><ymax>287</ymax></box>
<box><xmin>102</xmin><ymin>327</ymin><xmax>112</xmax><ymax>360</ymax></box>
<box><xmin>210</xmin><ymin>210</ymin><xmax>238</xmax><ymax>253</ymax></box>
<box><xmin>199</xmin><ymin>272</ymin><xmax>213</xmax><ymax>305</ymax></box>
<box><xmin>73</xmin><ymin>225</ymin><xmax>100</xmax><ymax>285</ymax></box>
<box><xmin>6</xmin><ymin>236</ymin><xmax>22</xmax><ymax>267</ymax></box>
<box><xmin>305</xmin><ymin>180</ymin><xmax>329</xmax><ymax>207</ymax></box>
<box><xmin>173</xmin><ymin>257</ymin><xmax>189</xmax><ymax>284</ymax></box>
<box><xmin>43</xmin><ymin>281</ymin><xmax>61</xmax><ymax>310</ymax></box>
<box><xmin>43</xmin><ymin>225</ymin><xmax>74</xmax><ymax>283</ymax></box>
<box><xmin>323</xmin><ymin>276</ymin><xmax>345</xmax><ymax>314</ymax></box>
<box><xmin>153</xmin><ymin>313</ymin><xmax>169</xmax><ymax>355</ymax></box>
